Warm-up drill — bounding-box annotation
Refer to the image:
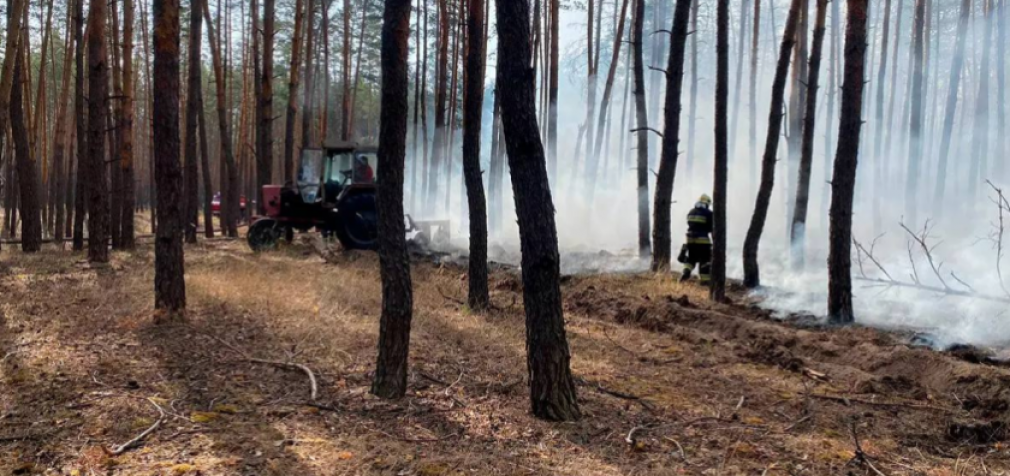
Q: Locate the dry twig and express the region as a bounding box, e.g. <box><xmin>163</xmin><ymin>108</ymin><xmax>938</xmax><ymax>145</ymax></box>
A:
<box><xmin>110</xmin><ymin>398</ymin><xmax>166</xmax><ymax>455</ymax></box>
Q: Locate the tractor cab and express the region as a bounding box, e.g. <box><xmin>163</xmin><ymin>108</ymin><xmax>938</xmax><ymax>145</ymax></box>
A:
<box><xmin>296</xmin><ymin>143</ymin><xmax>378</xmax><ymax>207</ymax></box>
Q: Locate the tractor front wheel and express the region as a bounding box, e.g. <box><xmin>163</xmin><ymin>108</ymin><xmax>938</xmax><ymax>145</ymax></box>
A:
<box><xmin>248</xmin><ymin>218</ymin><xmax>282</xmax><ymax>252</ymax></box>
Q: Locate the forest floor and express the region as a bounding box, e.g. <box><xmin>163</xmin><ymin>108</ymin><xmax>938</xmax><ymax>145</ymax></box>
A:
<box><xmin>2</xmin><ymin>234</ymin><xmax>1010</xmax><ymax>475</ymax></box>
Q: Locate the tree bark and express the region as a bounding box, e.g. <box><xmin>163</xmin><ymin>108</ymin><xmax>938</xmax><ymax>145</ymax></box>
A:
<box><xmin>348</xmin><ymin>0</ymin><xmax>375</xmax><ymax>136</ymax></box>
<box><xmin>741</xmin><ymin>0</ymin><xmax>802</xmax><ymax>289</ymax></box>
<box><xmin>203</xmin><ymin>0</ymin><xmax>239</xmax><ymax>237</ymax></box>
<box><xmin>870</xmin><ymin>0</ymin><xmax>892</xmax><ymax>232</ymax></box>
<box><xmin>371</xmin><ymin>0</ymin><xmax>414</xmax><ymax>399</ymax></box>
<box><xmin>747</xmin><ymin>0</ymin><xmax>761</xmax><ymax>198</ymax></box>
<box><xmin>788</xmin><ymin>0</ymin><xmax>827</xmax><ymax>270</ymax></box>
<box><xmin>257</xmin><ymin>0</ymin><xmax>275</xmax><ymax>215</ymax></box>
<box><xmin>110</xmin><ymin>0</ymin><xmax>123</xmax><ymax>249</ymax></box>
<box><xmin>53</xmin><ymin>0</ymin><xmax>74</xmax><ymax>244</ymax></box>
<box><xmin>87</xmin><ymin>0</ymin><xmax>110</xmax><ymax>263</ymax></box>
<box><xmin>184</xmin><ymin>0</ymin><xmax>204</xmax><ymax>243</ymax></box>
<box><xmin>11</xmin><ymin>39</ymin><xmax>41</xmax><ymax>252</ymax></box>
<box><xmin>340</xmin><ymin>0</ymin><xmax>352</xmax><ymax>139</ymax></box>
<box><xmin>827</xmin><ymin>0</ymin><xmax>868</xmax><ymax>324</ymax></box>
<box><xmin>153</xmin><ymin>0</ymin><xmax>187</xmax><ymax>315</ymax></box>
<box><xmin>685</xmin><ymin>0</ymin><xmax>698</xmax><ymax>177</ymax></box>
<box><xmin>632</xmin><ymin>0</ymin><xmax>650</xmax><ymax>258</ymax></box>
<box><xmin>72</xmin><ymin>0</ymin><xmax>86</xmax><ymax>250</ymax></box>
<box><xmin>120</xmin><ymin>0</ymin><xmax>136</xmax><ymax>248</ymax></box>
<box><xmin>650</xmin><ymin>0</ymin><xmax>692</xmax><ymax>272</ymax></box>
<box><xmin>903</xmin><ymin>0</ymin><xmax>926</xmax><ymax>225</ymax></box>
<box><xmin>302</xmin><ymin>0</ymin><xmax>315</xmax><ymax>147</ymax></box>
<box><xmin>710</xmin><ymin>0</ymin><xmax>729</xmax><ymax>302</ymax></box>
<box><xmin>283</xmin><ymin>0</ymin><xmax>306</xmax><ymax>184</ymax></box>
<box><xmin>547</xmin><ymin>0</ymin><xmax>559</xmax><ymax>182</ymax></box>
<box><xmin>463</xmin><ymin>0</ymin><xmax>490</xmax><ymax>310</ymax></box>
<box><xmin>496</xmin><ymin>0</ymin><xmax>580</xmax><ymax>422</ymax></box>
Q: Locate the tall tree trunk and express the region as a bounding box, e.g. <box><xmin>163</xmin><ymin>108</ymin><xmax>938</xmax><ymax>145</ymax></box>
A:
<box><xmin>632</xmin><ymin>0</ymin><xmax>650</xmax><ymax>258</ymax></box>
<box><xmin>650</xmin><ymin>0</ymin><xmax>692</xmax><ymax>272</ymax></box>
<box><xmin>747</xmin><ymin>0</ymin><xmax>761</xmax><ymax>198</ymax></box>
<box><xmin>463</xmin><ymin>0</ymin><xmax>490</xmax><ymax>310</ymax></box>
<box><xmin>12</xmin><ymin>39</ymin><xmax>41</xmax><ymax>252</ymax></box>
<box><xmin>587</xmin><ymin>0</ymin><xmax>630</xmax><ymax>199</ymax></box>
<box><xmin>997</xmin><ymin>0</ymin><xmax>1007</xmax><ymax>182</ymax></box>
<box><xmin>883</xmin><ymin>0</ymin><xmax>904</xmax><ymax>165</ymax></box>
<box><xmin>348</xmin><ymin>0</ymin><xmax>375</xmax><ymax>135</ymax></box>
<box><xmin>302</xmin><ymin>0</ymin><xmax>315</xmax><ymax>147</ymax></box>
<box><xmin>35</xmin><ymin>0</ymin><xmax>54</xmax><ymax>239</ymax></box>
<box><xmin>827</xmin><ymin>0</ymin><xmax>868</xmax><ymax>324</ymax></box>
<box><xmin>819</xmin><ymin>0</ymin><xmax>839</xmax><ymax>230</ymax></box>
<box><xmin>340</xmin><ymin>0</ymin><xmax>352</xmax><ymax>139</ymax></box>
<box><xmin>496</xmin><ymin>0</ymin><xmax>581</xmax><ymax>422</ymax></box>
<box><xmin>110</xmin><ymin>0</ymin><xmax>123</xmax><ymax>249</ymax></box>
<box><xmin>785</xmin><ymin>0</ymin><xmax>808</xmax><ymax>228</ymax></box>
<box><xmin>283</xmin><ymin>0</ymin><xmax>305</xmax><ymax>184</ymax></box>
<box><xmin>789</xmin><ymin>0</ymin><xmax>827</xmax><ymax>270</ymax></box>
<box><xmin>120</xmin><ymin>0</ymin><xmax>136</xmax><ymax>248</ymax></box>
<box><xmin>53</xmin><ymin>0</ymin><xmax>75</xmax><ymax>244</ymax></box>
<box><xmin>184</xmin><ymin>0</ymin><xmax>205</xmax><ymax>243</ymax></box>
<box><xmin>426</xmin><ymin>0</ymin><xmax>450</xmax><ymax>215</ymax></box>
<box><xmin>198</xmin><ymin>91</ymin><xmax>214</xmax><ymax>238</ymax></box>
<box><xmin>871</xmin><ymin>0</ymin><xmax>892</xmax><ymax>232</ymax></box>
<box><xmin>584</xmin><ymin>0</ymin><xmax>599</xmax><ymax>200</ymax></box>
<box><xmin>488</xmin><ymin>83</ymin><xmax>503</xmax><ymax>234</ymax></box>
<box><xmin>371</xmin><ymin>0</ymin><xmax>414</xmax><ymax>399</ymax></box>
<box><xmin>87</xmin><ymin>0</ymin><xmax>110</xmax><ymax>263</ymax></box>
<box><xmin>903</xmin><ymin>0</ymin><xmax>926</xmax><ymax>225</ymax></box>
<box><xmin>968</xmin><ymin>0</ymin><xmax>994</xmax><ymax>198</ymax></box>
<box><xmin>204</xmin><ymin>0</ymin><xmax>239</xmax><ymax>237</ymax></box>
<box><xmin>547</xmin><ymin>0</ymin><xmax>559</xmax><ymax>182</ymax></box>
<box><xmin>256</xmin><ymin>0</ymin><xmax>275</xmax><ymax>216</ymax></box>
<box><xmin>72</xmin><ymin>0</ymin><xmax>87</xmax><ymax>250</ymax></box>
<box><xmin>685</xmin><ymin>0</ymin><xmax>698</xmax><ymax>177</ymax></box>
<box><xmin>729</xmin><ymin>0</ymin><xmax>749</xmax><ymax>157</ymax></box>
<box><xmin>710</xmin><ymin>0</ymin><xmax>729</xmax><ymax>302</ymax></box>
<box><xmin>741</xmin><ymin>0</ymin><xmax>802</xmax><ymax>289</ymax></box>
<box><xmin>153</xmin><ymin>0</ymin><xmax>186</xmax><ymax>315</ymax></box>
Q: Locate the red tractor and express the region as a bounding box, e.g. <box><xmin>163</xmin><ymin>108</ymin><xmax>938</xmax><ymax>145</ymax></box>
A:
<box><xmin>247</xmin><ymin>142</ymin><xmax>380</xmax><ymax>251</ymax></box>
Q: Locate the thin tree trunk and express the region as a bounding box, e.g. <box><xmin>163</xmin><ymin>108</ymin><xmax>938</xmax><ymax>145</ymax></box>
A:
<box><xmin>785</xmin><ymin>0</ymin><xmax>808</xmax><ymax>228</ymax></box>
<box><xmin>110</xmin><ymin>0</ymin><xmax>123</xmax><ymax>249</ymax></box>
<box><xmin>496</xmin><ymin>0</ymin><xmax>580</xmax><ymax>421</ymax></box>
<box><xmin>968</xmin><ymin>0</ymin><xmax>994</xmax><ymax>198</ymax></box>
<box><xmin>72</xmin><ymin>0</ymin><xmax>86</xmax><ymax>250</ymax></box>
<box><xmin>685</xmin><ymin>0</ymin><xmax>698</xmax><ymax>177</ymax></box>
<box><xmin>547</xmin><ymin>0</ymin><xmax>559</xmax><ymax>182</ymax></box>
<box><xmin>204</xmin><ymin>0</ymin><xmax>239</xmax><ymax>237</ymax></box>
<box><xmin>302</xmin><ymin>0</ymin><xmax>315</xmax><ymax>147</ymax></box>
<box><xmin>198</xmin><ymin>89</ymin><xmax>214</xmax><ymax>238</ymax></box>
<box><xmin>12</xmin><ymin>37</ymin><xmax>41</xmax><ymax>252</ymax></box>
<box><xmin>729</xmin><ymin>0</ymin><xmax>749</xmax><ymax>158</ymax></box>
<box><xmin>747</xmin><ymin>0</ymin><xmax>761</xmax><ymax>199</ymax></box>
<box><xmin>741</xmin><ymin>0</ymin><xmax>802</xmax><ymax>289</ymax></box>
<box><xmin>632</xmin><ymin>0</ymin><xmax>650</xmax><ymax>258</ymax></box>
<box><xmin>710</xmin><ymin>0</ymin><xmax>729</xmax><ymax>302</ymax></box>
<box><xmin>258</xmin><ymin>0</ymin><xmax>275</xmax><ymax>215</ymax></box>
<box><xmin>87</xmin><ymin>0</ymin><xmax>110</xmax><ymax>262</ymax></box>
<box><xmin>340</xmin><ymin>0</ymin><xmax>352</xmax><ymax>139</ymax></box>
<box><xmin>997</xmin><ymin>0</ymin><xmax>1007</xmax><ymax>182</ymax></box>
<box><xmin>426</xmin><ymin>0</ymin><xmax>450</xmax><ymax>215</ymax></box>
<box><xmin>903</xmin><ymin>0</ymin><xmax>926</xmax><ymax>225</ymax></box>
<box><xmin>184</xmin><ymin>0</ymin><xmax>205</xmax><ymax>243</ymax></box>
<box><xmin>120</xmin><ymin>0</ymin><xmax>136</xmax><ymax>248</ymax></box>
<box><xmin>584</xmin><ymin>0</ymin><xmax>599</xmax><ymax>199</ymax></box>
<box><xmin>349</xmin><ymin>0</ymin><xmax>375</xmax><ymax>135</ymax></box>
<box><xmin>789</xmin><ymin>0</ymin><xmax>827</xmax><ymax>270</ymax></box>
<box><xmin>650</xmin><ymin>0</ymin><xmax>692</xmax><ymax>272</ymax></box>
<box><xmin>819</xmin><ymin>0</ymin><xmax>839</xmax><ymax>230</ymax></box>
<box><xmin>871</xmin><ymin>0</ymin><xmax>892</xmax><ymax>232</ymax></box>
<box><xmin>53</xmin><ymin>0</ymin><xmax>75</xmax><ymax>244</ymax></box>
<box><xmin>462</xmin><ymin>0</ymin><xmax>489</xmax><ymax>310</ymax></box>
<box><xmin>371</xmin><ymin>0</ymin><xmax>414</xmax><ymax>399</ymax></box>
<box><xmin>153</xmin><ymin>0</ymin><xmax>187</xmax><ymax>315</ymax></box>
<box><xmin>283</xmin><ymin>0</ymin><xmax>306</xmax><ymax>184</ymax></box>
<box><xmin>587</xmin><ymin>0</ymin><xmax>631</xmax><ymax>199</ymax></box>
<box><xmin>827</xmin><ymin>0</ymin><xmax>868</xmax><ymax>324</ymax></box>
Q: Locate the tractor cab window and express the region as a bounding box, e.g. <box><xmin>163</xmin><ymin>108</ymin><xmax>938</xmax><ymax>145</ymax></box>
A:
<box><xmin>327</xmin><ymin>152</ymin><xmax>355</xmax><ymax>183</ymax></box>
<box><xmin>298</xmin><ymin>149</ymin><xmax>325</xmax><ymax>203</ymax></box>
<box><xmin>327</xmin><ymin>151</ymin><xmax>377</xmax><ymax>184</ymax></box>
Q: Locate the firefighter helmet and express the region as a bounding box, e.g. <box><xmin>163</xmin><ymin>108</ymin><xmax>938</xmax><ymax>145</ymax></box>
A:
<box><xmin>698</xmin><ymin>194</ymin><xmax>712</xmax><ymax>206</ymax></box>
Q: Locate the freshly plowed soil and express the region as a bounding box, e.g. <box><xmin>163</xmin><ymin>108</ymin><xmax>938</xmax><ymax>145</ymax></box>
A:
<box><xmin>1</xmin><ymin>236</ymin><xmax>1009</xmax><ymax>475</ymax></box>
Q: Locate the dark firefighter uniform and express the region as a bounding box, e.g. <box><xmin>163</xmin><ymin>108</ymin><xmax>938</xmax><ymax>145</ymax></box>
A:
<box><xmin>679</xmin><ymin>194</ymin><xmax>713</xmax><ymax>284</ymax></box>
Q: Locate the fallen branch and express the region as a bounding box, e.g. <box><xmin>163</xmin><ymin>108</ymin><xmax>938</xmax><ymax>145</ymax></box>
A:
<box><xmin>811</xmin><ymin>393</ymin><xmax>955</xmax><ymax>413</ymax></box>
<box><xmin>200</xmin><ymin>331</ymin><xmax>319</xmax><ymax>401</ymax></box>
<box><xmin>852</xmin><ymin>277</ymin><xmax>1010</xmax><ymax>304</ymax></box>
<box><xmin>848</xmin><ymin>420</ymin><xmax>888</xmax><ymax>476</ymax></box>
<box><xmin>664</xmin><ymin>437</ymin><xmax>690</xmax><ymax>464</ymax></box>
<box><xmin>110</xmin><ymin>398</ymin><xmax>166</xmax><ymax>455</ymax></box>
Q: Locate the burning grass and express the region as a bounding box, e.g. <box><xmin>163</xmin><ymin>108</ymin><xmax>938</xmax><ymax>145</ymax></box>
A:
<box><xmin>0</xmin><ymin>236</ymin><xmax>1009</xmax><ymax>475</ymax></box>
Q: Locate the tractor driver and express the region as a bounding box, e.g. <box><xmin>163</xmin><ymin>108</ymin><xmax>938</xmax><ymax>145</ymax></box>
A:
<box><xmin>678</xmin><ymin>194</ymin><xmax>713</xmax><ymax>285</ymax></box>
<box><xmin>353</xmin><ymin>154</ymin><xmax>375</xmax><ymax>184</ymax></box>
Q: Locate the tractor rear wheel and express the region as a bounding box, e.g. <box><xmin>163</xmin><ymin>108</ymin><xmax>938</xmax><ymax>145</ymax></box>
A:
<box><xmin>248</xmin><ymin>218</ymin><xmax>282</xmax><ymax>251</ymax></box>
<box><xmin>335</xmin><ymin>194</ymin><xmax>378</xmax><ymax>250</ymax></box>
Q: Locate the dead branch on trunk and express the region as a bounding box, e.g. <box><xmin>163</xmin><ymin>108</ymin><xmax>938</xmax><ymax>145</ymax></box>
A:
<box><xmin>629</xmin><ymin>126</ymin><xmax>664</xmax><ymax>137</ymax></box>
<box><xmin>900</xmin><ymin>220</ymin><xmax>949</xmax><ymax>290</ymax></box>
<box><xmin>986</xmin><ymin>180</ymin><xmax>1010</xmax><ymax>298</ymax></box>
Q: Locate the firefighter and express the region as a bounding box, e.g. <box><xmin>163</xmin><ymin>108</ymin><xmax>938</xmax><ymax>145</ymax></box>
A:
<box><xmin>678</xmin><ymin>194</ymin><xmax>713</xmax><ymax>284</ymax></box>
<box><xmin>353</xmin><ymin>154</ymin><xmax>375</xmax><ymax>184</ymax></box>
